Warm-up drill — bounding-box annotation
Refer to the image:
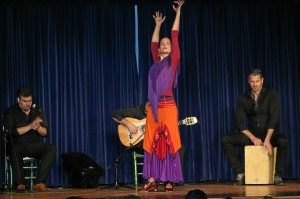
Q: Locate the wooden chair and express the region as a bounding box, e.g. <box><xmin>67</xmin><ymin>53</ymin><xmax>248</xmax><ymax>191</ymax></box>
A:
<box><xmin>132</xmin><ymin>151</ymin><xmax>144</xmax><ymax>188</ymax></box>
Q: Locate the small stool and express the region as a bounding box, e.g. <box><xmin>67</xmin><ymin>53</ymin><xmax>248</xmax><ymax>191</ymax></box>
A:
<box><xmin>244</xmin><ymin>146</ymin><xmax>277</xmax><ymax>184</ymax></box>
<box><xmin>132</xmin><ymin>151</ymin><xmax>144</xmax><ymax>188</ymax></box>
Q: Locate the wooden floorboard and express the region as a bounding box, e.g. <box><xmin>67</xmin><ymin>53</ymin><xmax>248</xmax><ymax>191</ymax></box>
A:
<box><xmin>0</xmin><ymin>181</ymin><xmax>299</xmax><ymax>199</ymax></box>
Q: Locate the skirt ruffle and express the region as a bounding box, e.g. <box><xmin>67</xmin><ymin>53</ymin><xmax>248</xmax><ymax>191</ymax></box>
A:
<box><xmin>142</xmin><ymin>150</ymin><xmax>183</xmax><ymax>183</ymax></box>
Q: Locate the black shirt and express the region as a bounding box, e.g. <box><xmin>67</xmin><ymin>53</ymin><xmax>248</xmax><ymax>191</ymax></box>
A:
<box><xmin>3</xmin><ymin>104</ymin><xmax>49</xmax><ymax>144</ymax></box>
<box><xmin>235</xmin><ymin>87</ymin><xmax>280</xmax><ymax>133</ymax></box>
<box><xmin>110</xmin><ymin>104</ymin><xmax>146</xmax><ymax>121</ymax></box>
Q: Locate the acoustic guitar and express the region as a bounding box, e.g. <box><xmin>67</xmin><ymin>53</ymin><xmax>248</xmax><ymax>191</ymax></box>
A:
<box><xmin>118</xmin><ymin>117</ymin><xmax>198</xmax><ymax>147</ymax></box>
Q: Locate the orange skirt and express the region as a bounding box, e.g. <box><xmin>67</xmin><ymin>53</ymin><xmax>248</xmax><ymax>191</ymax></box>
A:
<box><xmin>143</xmin><ymin>100</ymin><xmax>181</xmax><ymax>158</ymax></box>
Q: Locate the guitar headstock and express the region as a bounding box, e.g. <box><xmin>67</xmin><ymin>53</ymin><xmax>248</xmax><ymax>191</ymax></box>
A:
<box><xmin>178</xmin><ymin>117</ymin><xmax>198</xmax><ymax>126</ymax></box>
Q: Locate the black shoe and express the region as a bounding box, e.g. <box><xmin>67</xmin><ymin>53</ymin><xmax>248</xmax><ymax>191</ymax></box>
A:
<box><xmin>234</xmin><ymin>173</ymin><xmax>245</xmax><ymax>186</ymax></box>
<box><xmin>274</xmin><ymin>175</ymin><xmax>284</xmax><ymax>186</ymax></box>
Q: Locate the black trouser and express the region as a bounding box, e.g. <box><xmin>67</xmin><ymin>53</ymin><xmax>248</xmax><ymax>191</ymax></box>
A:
<box><xmin>8</xmin><ymin>141</ymin><xmax>56</xmax><ymax>186</ymax></box>
<box><xmin>221</xmin><ymin>131</ymin><xmax>288</xmax><ymax>175</ymax></box>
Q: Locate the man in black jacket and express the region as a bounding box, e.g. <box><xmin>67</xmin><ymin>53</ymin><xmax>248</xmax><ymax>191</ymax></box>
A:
<box><xmin>222</xmin><ymin>69</ymin><xmax>288</xmax><ymax>186</ymax></box>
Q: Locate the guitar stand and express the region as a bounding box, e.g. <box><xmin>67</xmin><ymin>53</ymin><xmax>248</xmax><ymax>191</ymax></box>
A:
<box><xmin>98</xmin><ymin>147</ymin><xmax>134</xmax><ymax>190</ymax></box>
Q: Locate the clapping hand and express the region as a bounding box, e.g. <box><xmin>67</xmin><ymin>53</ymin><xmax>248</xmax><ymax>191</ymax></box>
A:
<box><xmin>30</xmin><ymin>117</ymin><xmax>43</xmax><ymax>130</ymax></box>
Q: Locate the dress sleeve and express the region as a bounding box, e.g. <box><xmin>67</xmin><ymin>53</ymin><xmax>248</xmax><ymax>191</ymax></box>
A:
<box><xmin>170</xmin><ymin>30</ymin><xmax>180</xmax><ymax>69</ymax></box>
<box><xmin>151</xmin><ymin>42</ymin><xmax>159</xmax><ymax>63</ymax></box>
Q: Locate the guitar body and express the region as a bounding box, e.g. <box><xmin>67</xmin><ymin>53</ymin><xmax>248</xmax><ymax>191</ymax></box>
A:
<box><xmin>118</xmin><ymin>116</ymin><xmax>198</xmax><ymax>147</ymax></box>
<box><xmin>118</xmin><ymin>118</ymin><xmax>146</xmax><ymax>147</ymax></box>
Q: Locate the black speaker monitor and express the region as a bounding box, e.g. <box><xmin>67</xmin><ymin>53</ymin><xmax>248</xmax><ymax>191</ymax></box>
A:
<box><xmin>61</xmin><ymin>152</ymin><xmax>105</xmax><ymax>188</ymax></box>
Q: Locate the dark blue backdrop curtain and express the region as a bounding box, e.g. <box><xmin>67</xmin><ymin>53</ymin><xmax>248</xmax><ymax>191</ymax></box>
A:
<box><xmin>1</xmin><ymin>1</ymin><xmax>299</xmax><ymax>187</ymax></box>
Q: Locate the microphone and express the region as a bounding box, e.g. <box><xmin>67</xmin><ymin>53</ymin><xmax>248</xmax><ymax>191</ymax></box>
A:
<box><xmin>31</xmin><ymin>104</ymin><xmax>42</xmax><ymax>116</ymax></box>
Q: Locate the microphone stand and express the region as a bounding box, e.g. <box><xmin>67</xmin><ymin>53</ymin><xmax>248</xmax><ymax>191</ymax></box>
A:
<box><xmin>98</xmin><ymin>133</ymin><xmax>145</xmax><ymax>190</ymax></box>
<box><xmin>98</xmin><ymin>146</ymin><xmax>134</xmax><ymax>190</ymax></box>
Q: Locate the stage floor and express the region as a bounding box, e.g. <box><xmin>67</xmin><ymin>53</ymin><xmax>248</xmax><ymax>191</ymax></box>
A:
<box><xmin>1</xmin><ymin>181</ymin><xmax>300</xmax><ymax>199</ymax></box>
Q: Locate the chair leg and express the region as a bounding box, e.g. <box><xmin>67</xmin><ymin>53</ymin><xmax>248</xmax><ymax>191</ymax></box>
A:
<box><xmin>30</xmin><ymin>160</ymin><xmax>34</xmax><ymax>191</ymax></box>
<box><xmin>133</xmin><ymin>152</ymin><xmax>138</xmax><ymax>188</ymax></box>
<box><xmin>5</xmin><ymin>158</ymin><xmax>13</xmax><ymax>191</ymax></box>
<box><xmin>23</xmin><ymin>157</ymin><xmax>38</xmax><ymax>191</ymax></box>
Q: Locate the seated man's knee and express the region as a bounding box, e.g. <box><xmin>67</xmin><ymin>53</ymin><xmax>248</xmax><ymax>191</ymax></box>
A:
<box><xmin>48</xmin><ymin>144</ymin><xmax>57</xmax><ymax>156</ymax></box>
<box><xmin>52</xmin><ymin>145</ymin><xmax>57</xmax><ymax>154</ymax></box>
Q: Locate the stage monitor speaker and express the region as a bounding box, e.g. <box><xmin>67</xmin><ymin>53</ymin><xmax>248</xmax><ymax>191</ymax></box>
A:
<box><xmin>61</xmin><ymin>152</ymin><xmax>105</xmax><ymax>188</ymax></box>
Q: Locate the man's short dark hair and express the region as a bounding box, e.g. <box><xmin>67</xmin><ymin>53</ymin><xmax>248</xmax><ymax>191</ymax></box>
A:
<box><xmin>17</xmin><ymin>86</ymin><xmax>32</xmax><ymax>97</ymax></box>
<box><xmin>248</xmin><ymin>69</ymin><xmax>263</xmax><ymax>78</ymax></box>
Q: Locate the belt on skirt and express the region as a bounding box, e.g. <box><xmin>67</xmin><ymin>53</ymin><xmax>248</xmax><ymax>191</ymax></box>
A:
<box><xmin>159</xmin><ymin>96</ymin><xmax>174</xmax><ymax>102</ymax></box>
<box><xmin>158</xmin><ymin>96</ymin><xmax>175</xmax><ymax>107</ymax></box>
